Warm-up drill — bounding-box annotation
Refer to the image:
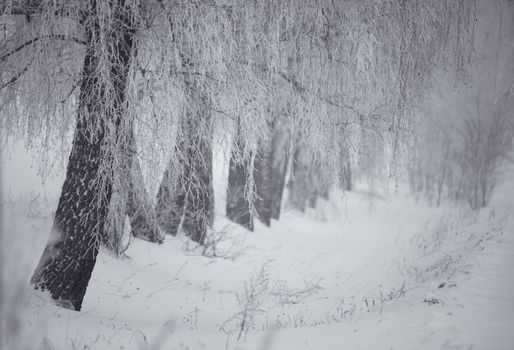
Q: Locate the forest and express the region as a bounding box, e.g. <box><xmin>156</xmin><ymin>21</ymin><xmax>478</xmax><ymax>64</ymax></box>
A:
<box><xmin>1</xmin><ymin>0</ymin><xmax>513</xmax><ymax>349</ymax></box>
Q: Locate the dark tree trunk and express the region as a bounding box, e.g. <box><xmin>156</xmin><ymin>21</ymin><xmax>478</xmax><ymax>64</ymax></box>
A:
<box><xmin>156</xmin><ymin>111</ymin><xmax>214</xmax><ymax>245</ymax></box>
<box><xmin>339</xmin><ymin>146</ymin><xmax>352</xmax><ymax>191</ymax></box>
<box><xmin>288</xmin><ymin>148</ymin><xmax>310</xmax><ymax>212</ymax></box>
<box><xmin>269</xmin><ymin>121</ymin><xmax>289</xmax><ymax>220</ymax></box>
<box><xmin>307</xmin><ymin>169</ymin><xmax>330</xmax><ymax>209</ymax></box>
<box><xmin>314</xmin><ymin>165</ymin><xmax>331</xmax><ymax>201</ymax></box>
<box><xmin>181</xmin><ymin>135</ymin><xmax>214</xmax><ymax>245</ymax></box>
<box><xmin>127</xmin><ymin>150</ymin><xmax>162</xmax><ymax>243</ymax></box>
<box><xmin>156</xmin><ymin>159</ymin><xmax>186</xmax><ymax>237</ymax></box>
<box><xmin>289</xmin><ymin>146</ymin><xmax>332</xmax><ymax>212</ymax></box>
<box><xmin>254</xmin><ymin>138</ymin><xmax>272</xmax><ymax>226</ymax></box>
<box><xmin>253</xmin><ymin>116</ymin><xmax>290</xmax><ymax>226</ymax></box>
<box><xmin>226</xmin><ymin>141</ymin><xmax>254</xmax><ymax>231</ymax></box>
<box><xmin>343</xmin><ymin>160</ymin><xmax>352</xmax><ymax>191</ymax></box>
<box><xmin>31</xmin><ymin>1</ymin><xmax>135</xmax><ymax>311</ymax></box>
<box><xmin>31</xmin><ymin>120</ymin><xmax>106</xmax><ymax>311</ymax></box>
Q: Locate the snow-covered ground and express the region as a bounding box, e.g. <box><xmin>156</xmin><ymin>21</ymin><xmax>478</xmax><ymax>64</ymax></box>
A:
<box><xmin>1</xmin><ymin>153</ymin><xmax>513</xmax><ymax>350</ymax></box>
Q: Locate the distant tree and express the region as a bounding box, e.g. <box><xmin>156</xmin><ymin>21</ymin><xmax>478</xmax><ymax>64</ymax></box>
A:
<box><xmin>151</xmin><ymin>0</ymin><xmax>217</xmax><ymax>244</ymax></box>
<box><xmin>226</xmin><ymin>137</ymin><xmax>254</xmax><ymax>231</ymax></box>
<box><xmin>409</xmin><ymin>0</ymin><xmax>514</xmax><ymax>209</ymax></box>
<box><xmin>340</xmin><ymin>146</ymin><xmax>353</xmax><ymax>191</ymax></box>
<box><xmin>288</xmin><ymin>147</ymin><xmax>311</xmax><ymax>213</ymax></box>
<box><xmin>288</xmin><ymin>145</ymin><xmax>332</xmax><ymax>212</ymax></box>
<box><xmin>269</xmin><ymin>115</ymin><xmax>291</xmax><ymax>220</ymax></box>
<box><xmin>156</xmin><ymin>102</ymin><xmax>214</xmax><ymax>245</ymax></box>
<box><xmin>253</xmin><ymin>137</ymin><xmax>273</xmax><ymax>226</ymax></box>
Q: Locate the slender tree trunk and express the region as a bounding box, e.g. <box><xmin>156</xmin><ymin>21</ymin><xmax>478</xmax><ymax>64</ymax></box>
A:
<box><xmin>254</xmin><ymin>138</ymin><xmax>272</xmax><ymax>226</ymax></box>
<box><xmin>226</xmin><ymin>140</ymin><xmax>254</xmax><ymax>231</ymax></box>
<box><xmin>343</xmin><ymin>160</ymin><xmax>352</xmax><ymax>191</ymax></box>
<box><xmin>306</xmin><ymin>166</ymin><xmax>327</xmax><ymax>209</ymax></box>
<box><xmin>269</xmin><ymin>121</ymin><xmax>289</xmax><ymax>220</ymax></box>
<box><xmin>340</xmin><ymin>147</ymin><xmax>352</xmax><ymax>191</ymax></box>
<box><xmin>288</xmin><ymin>148</ymin><xmax>310</xmax><ymax>212</ymax></box>
<box><xmin>31</xmin><ymin>1</ymin><xmax>135</xmax><ymax>311</ymax></box>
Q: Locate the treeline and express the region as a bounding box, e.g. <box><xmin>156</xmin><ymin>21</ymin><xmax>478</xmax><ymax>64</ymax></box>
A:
<box><xmin>0</xmin><ymin>0</ymin><xmax>480</xmax><ymax>311</ymax></box>
<box><xmin>408</xmin><ymin>1</ymin><xmax>514</xmax><ymax>209</ymax></box>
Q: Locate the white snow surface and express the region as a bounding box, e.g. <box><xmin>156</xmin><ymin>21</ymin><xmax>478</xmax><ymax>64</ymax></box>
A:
<box><xmin>1</xmin><ymin>154</ymin><xmax>513</xmax><ymax>350</ymax></box>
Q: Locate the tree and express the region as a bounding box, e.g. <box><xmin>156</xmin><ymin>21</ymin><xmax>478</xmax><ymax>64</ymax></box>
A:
<box><xmin>269</xmin><ymin>114</ymin><xmax>291</xmax><ymax>220</ymax></box>
<box><xmin>156</xmin><ymin>101</ymin><xmax>214</xmax><ymax>245</ymax></box>
<box><xmin>103</xmin><ymin>124</ymin><xmax>162</xmax><ymax>255</ymax></box>
<box><xmin>251</xmin><ymin>111</ymin><xmax>291</xmax><ymax>226</ymax></box>
<box><xmin>288</xmin><ymin>147</ymin><xmax>311</xmax><ymax>213</ymax></box>
<box><xmin>340</xmin><ymin>146</ymin><xmax>353</xmax><ymax>191</ymax></box>
<box><xmin>408</xmin><ymin>0</ymin><xmax>514</xmax><ymax>209</ymax></box>
<box><xmin>226</xmin><ymin>137</ymin><xmax>254</xmax><ymax>231</ymax></box>
<box><xmin>29</xmin><ymin>0</ymin><xmax>138</xmax><ymax>310</ymax></box>
<box><xmin>253</xmin><ymin>136</ymin><xmax>273</xmax><ymax>226</ymax></box>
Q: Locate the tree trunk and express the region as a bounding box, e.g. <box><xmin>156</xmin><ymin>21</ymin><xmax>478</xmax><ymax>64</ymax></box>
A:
<box><xmin>226</xmin><ymin>141</ymin><xmax>254</xmax><ymax>231</ymax></box>
<box><xmin>102</xmin><ymin>123</ymin><xmax>132</xmax><ymax>254</ymax></box>
<box><xmin>288</xmin><ymin>148</ymin><xmax>310</xmax><ymax>212</ymax></box>
<box><xmin>127</xmin><ymin>149</ymin><xmax>162</xmax><ymax>243</ymax></box>
<box><xmin>269</xmin><ymin>121</ymin><xmax>289</xmax><ymax>220</ymax></box>
<box><xmin>253</xmin><ymin>116</ymin><xmax>290</xmax><ymax>226</ymax></box>
<box><xmin>181</xmin><ymin>134</ymin><xmax>214</xmax><ymax>245</ymax></box>
<box><xmin>31</xmin><ymin>1</ymin><xmax>135</xmax><ymax>311</ymax></box>
<box><xmin>343</xmin><ymin>160</ymin><xmax>352</xmax><ymax>191</ymax></box>
<box><xmin>156</xmin><ymin>158</ymin><xmax>186</xmax><ymax>237</ymax></box>
<box><xmin>254</xmin><ymin>138</ymin><xmax>272</xmax><ymax>226</ymax></box>
<box><xmin>340</xmin><ymin>147</ymin><xmax>353</xmax><ymax>192</ymax></box>
<box><xmin>156</xmin><ymin>111</ymin><xmax>214</xmax><ymax>245</ymax></box>
<box><xmin>103</xmin><ymin>125</ymin><xmax>163</xmax><ymax>253</ymax></box>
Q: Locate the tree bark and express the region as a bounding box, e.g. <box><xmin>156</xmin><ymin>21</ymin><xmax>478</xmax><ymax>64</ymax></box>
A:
<box><xmin>31</xmin><ymin>0</ymin><xmax>136</xmax><ymax>311</ymax></box>
<box><xmin>269</xmin><ymin>120</ymin><xmax>289</xmax><ymax>220</ymax></box>
<box><xmin>253</xmin><ymin>117</ymin><xmax>290</xmax><ymax>226</ymax></box>
<box><xmin>340</xmin><ymin>147</ymin><xmax>352</xmax><ymax>191</ymax></box>
<box><xmin>226</xmin><ymin>141</ymin><xmax>254</xmax><ymax>231</ymax></box>
<box><xmin>156</xmin><ymin>111</ymin><xmax>214</xmax><ymax>245</ymax></box>
<box><xmin>288</xmin><ymin>148</ymin><xmax>310</xmax><ymax>212</ymax></box>
<box><xmin>254</xmin><ymin>138</ymin><xmax>272</xmax><ymax>226</ymax></box>
<box><xmin>181</xmin><ymin>133</ymin><xmax>214</xmax><ymax>245</ymax></box>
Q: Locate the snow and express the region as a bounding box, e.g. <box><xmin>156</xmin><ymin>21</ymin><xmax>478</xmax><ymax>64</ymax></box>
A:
<box><xmin>1</xmin><ymin>150</ymin><xmax>514</xmax><ymax>350</ymax></box>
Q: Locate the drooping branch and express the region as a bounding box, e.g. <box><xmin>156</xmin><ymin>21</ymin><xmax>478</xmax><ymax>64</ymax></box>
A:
<box><xmin>155</xmin><ymin>109</ymin><xmax>214</xmax><ymax>245</ymax></box>
<box><xmin>0</xmin><ymin>1</ymin><xmax>87</xmax><ymax>22</ymax></box>
<box><xmin>30</xmin><ymin>0</ymin><xmax>138</xmax><ymax>311</ymax></box>
<box><xmin>0</xmin><ymin>35</ymin><xmax>86</xmax><ymax>63</ymax></box>
<box><xmin>0</xmin><ymin>60</ymin><xmax>32</xmax><ymax>91</ymax></box>
<box><xmin>226</xmin><ymin>138</ymin><xmax>254</xmax><ymax>231</ymax></box>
